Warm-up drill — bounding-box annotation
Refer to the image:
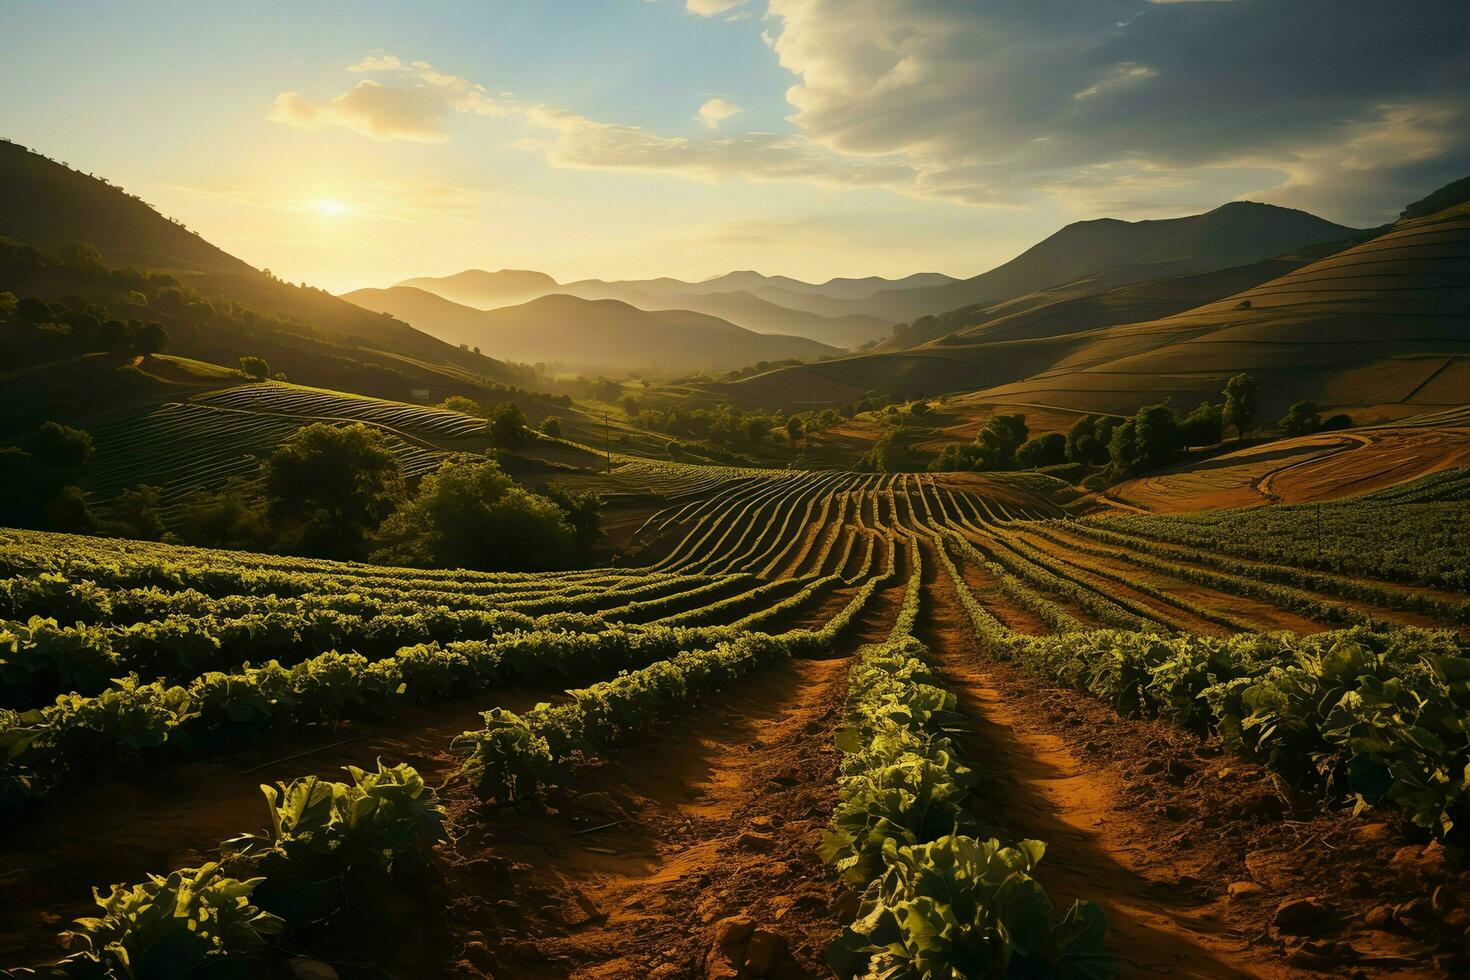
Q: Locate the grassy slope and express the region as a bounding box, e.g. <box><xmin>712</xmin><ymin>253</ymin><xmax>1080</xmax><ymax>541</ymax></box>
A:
<box><xmin>707</xmin><ymin>202</ymin><xmax>1467</xmax><ymax>418</ymax></box>
<box><xmin>0</xmin><ymin>140</ymin><xmax>529</xmax><ymax>397</ymax></box>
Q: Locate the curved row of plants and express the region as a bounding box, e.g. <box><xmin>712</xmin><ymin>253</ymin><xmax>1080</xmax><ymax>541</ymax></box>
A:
<box><xmin>821</xmin><ymin>548</ymin><xmax>1115</xmax><ymax>977</ymax></box>
<box><xmin>935</xmin><ymin>539</ymin><xmax>1470</xmax><ymax>840</ymax></box>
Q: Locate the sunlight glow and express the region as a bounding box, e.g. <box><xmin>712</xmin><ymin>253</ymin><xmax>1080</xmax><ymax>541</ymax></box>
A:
<box><xmin>312</xmin><ymin>197</ymin><xmax>348</xmax><ymax>217</ymax></box>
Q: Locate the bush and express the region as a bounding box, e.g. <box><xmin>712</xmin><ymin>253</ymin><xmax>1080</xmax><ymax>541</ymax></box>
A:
<box><xmin>1015</xmin><ymin>433</ymin><xmax>1066</xmax><ymax>469</ymax></box>
<box><xmin>238</xmin><ymin>356</ymin><xmax>270</xmax><ymax>380</ymax></box>
<box><xmin>539</xmin><ymin>416</ymin><xmax>563</xmax><ymax>438</ymax></box>
<box><xmin>372</xmin><ymin>456</ymin><xmax>575</xmax><ymax>570</ymax></box>
<box><xmin>263</xmin><ymin>423</ymin><xmax>404</xmax><ymax>559</ymax></box>
<box><xmin>486</xmin><ymin>402</ymin><xmax>530</xmax><ymax>449</ymax></box>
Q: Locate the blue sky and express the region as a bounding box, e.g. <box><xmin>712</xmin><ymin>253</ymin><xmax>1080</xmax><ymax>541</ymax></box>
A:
<box><xmin>3</xmin><ymin>1</ymin><xmax>1467</xmax><ymax>293</ymax></box>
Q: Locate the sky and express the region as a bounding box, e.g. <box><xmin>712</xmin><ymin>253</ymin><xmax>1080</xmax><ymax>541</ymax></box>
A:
<box><xmin>2</xmin><ymin>0</ymin><xmax>1467</xmax><ymax>294</ymax></box>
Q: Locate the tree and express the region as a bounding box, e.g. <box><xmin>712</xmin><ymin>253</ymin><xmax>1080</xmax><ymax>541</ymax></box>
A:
<box><xmin>1015</xmin><ymin>432</ymin><xmax>1067</xmax><ymax>468</ymax></box>
<box><xmin>1065</xmin><ymin>415</ymin><xmax>1105</xmax><ymax>465</ymax></box>
<box><xmin>539</xmin><ymin>416</ymin><xmax>563</xmax><ymax>438</ymax></box>
<box><xmin>1179</xmin><ymin>401</ymin><xmax>1223</xmax><ymax>447</ymax></box>
<box><xmin>263</xmin><ymin>423</ymin><xmax>404</xmax><ymax>559</ymax></box>
<box><xmin>786</xmin><ymin>416</ymin><xmax>805</xmax><ymax>445</ymax></box>
<box><xmin>1222</xmin><ymin>373</ymin><xmax>1257</xmax><ymax>439</ymax></box>
<box><xmin>543</xmin><ymin>485</ymin><xmax>602</xmax><ymax>561</ymax></box>
<box><xmin>238</xmin><ymin>356</ymin><xmax>270</xmax><ymax>380</ymax></box>
<box><xmin>100</xmin><ymin>319</ymin><xmax>135</xmax><ymax>354</ymax></box>
<box><xmin>973</xmin><ymin>414</ymin><xmax>1028</xmax><ymax>470</ymax></box>
<box><xmin>743</xmin><ymin>417</ymin><xmax>770</xmax><ymax>445</ymax></box>
<box><xmin>1108</xmin><ymin>403</ymin><xmax>1181</xmax><ymax>476</ymax></box>
<box><xmin>486</xmin><ymin>402</ymin><xmax>531</xmax><ymax>448</ymax></box>
<box><xmin>439</xmin><ymin>395</ymin><xmax>484</xmax><ymax>416</ymax></box>
<box><xmin>98</xmin><ymin>486</ymin><xmax>167</xmax><ymax>541</ymax></box>
<box><xmin>1278</xmin><ymin>400</ymin><xmax>1323</xmax><ymax>437</ymax></box>
<box><xmin>133</xmin><ymin>321</ymin><xmax>170</xmax><ymax>357</ymax></box>
<box><xmin>29</xmin><ymin>422</ymin><xmax>94</xmax><ymax>469</ymax></box>
<box><xmin>372</xmin><ymin>456</ymin><xmax>575</xmax><ymax>571</ymax></box>
<box><xmin>56</xmin><ymin>241</ymin><xmax>106</xmax><ymax>274</ymax></box>
<box><xmin>862</xmin><ymin>431</ymin><xmax>919</xmax><ymax>473</ymax></box>
<box><xmin>0</xmin><ymin>291</ymin><xmax>16</xmax><ymax>320</ymax></box>
<box><xmin>0</xmin><ymin>423</ymin><xmax>95</xmax><ymax>531</ymax></box>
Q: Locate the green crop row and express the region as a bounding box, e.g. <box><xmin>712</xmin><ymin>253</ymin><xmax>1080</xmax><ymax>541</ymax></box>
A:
<box><xmin>822</xmin><ymin>633</ymin><xmax>1114</xmax><ymax>977</ymax></box>
<box><xmin>0</xmin><ymin>622</ymin><xmax>749</xmax><ymax>809</ymax></box>
<box><xmin>935</xmin><ymin>540</ymin><xmax>1470</xmax><ymax>839</ymax></box>
<box><xmin>30</xmin><ymin>761</ymin><xmax>445</xmax><ymax>978</ymax></box>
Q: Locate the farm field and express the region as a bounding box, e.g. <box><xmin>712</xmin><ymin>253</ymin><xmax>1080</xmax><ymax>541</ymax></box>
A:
<box><xmin>1106</xmin><ymin>413</ymin><xmax>1470</xmax><ymax>511</ymax></box>
<box><xmin>3</xmin><ymin>461</ymin><xmax>1469</xmax><ymax>978</ymax></box>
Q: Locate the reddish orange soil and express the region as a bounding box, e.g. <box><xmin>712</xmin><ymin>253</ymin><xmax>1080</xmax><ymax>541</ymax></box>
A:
<box><xmin>914</xmin><ymin>538</ymin><xmax>1470</xmax><ymax>979</ymax></box>
<box><xmin>1109</xmin><ymin>426</ymin><xmax>1470</xmax><ymax>512</ymax></box>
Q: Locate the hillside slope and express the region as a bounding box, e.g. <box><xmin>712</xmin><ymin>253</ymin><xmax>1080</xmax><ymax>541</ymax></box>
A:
<box><xmin>0</xmin><ymin>140</ymin><xmax>530</xmax><ymax>397</ymax></box>
<box><xmin>837</xmin><ymin>201</ymin><xmax>1363</xmax><ymax>323</ymax></box>
<box><xmin>343</xmin><ymin>287</ymin><xmax>839</xmax><ymax>373</ymax></box>
<box><xmin>397</xmin><ymin>269</ymin><xmax>899</xmax><ymax>347</ymax></box>
<box><xmin>708</xmin><ymin>195</ymin><xmax>1466</xmax><ymax>416</ymax></box>
<box><xmin>977</xmin><ymin>199</ymin><xmax>1470</xmax><ymax>416</ymax></box>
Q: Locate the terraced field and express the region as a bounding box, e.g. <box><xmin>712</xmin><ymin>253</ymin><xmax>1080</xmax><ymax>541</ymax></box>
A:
<box><xmin>2</xmin><ymin>463</ymin><xmax>1468</xmax><ymax>978</ymax></box>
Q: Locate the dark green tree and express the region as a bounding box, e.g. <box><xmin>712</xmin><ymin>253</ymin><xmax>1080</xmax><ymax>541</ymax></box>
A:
<box><xmin>539</xmin><ymin>416</ymin><xmax>563</xmax><ymax>438</ymax></box>
<box><xmin>1222</xmin><ymin>373</ymin><xmax>1257</xmax><ymax>439</ymax></box>
<box><xmin>133</xmin><ymin>321</ymin><xmax>170</xmax><ymax>357</ymax></box>
<box><xmin>263</xmin><ymin>423</ymin><xmax>404</xmax><ymax>559</ymax></box>
<box><xmin>1015</xmin><ymin>432</ymin><xmax>1067</xmax><ymax>468</ymax></box>
<box><xmin>238</xmin><ymin>356</ymin><xmax>270</xmax><ymax>380</ymax></box>
<box><xmin>1179</xmin><ymin>401</ymin><xmax>1223</xmax><ymax>447</ymax></box>
<box><xmin>1278</xmin><ymin>400</ymin><xmax>1323</xmax><ymax>436</ymax></box>
<box><xmin>486</xmin><ymin>402</ymin><xmax>531</xmax><ymax>448</ymax></box>
<box><xmin>372</xmin><ymin>456</ymin><xmax>574</xmax><ymax>571</ymax></box>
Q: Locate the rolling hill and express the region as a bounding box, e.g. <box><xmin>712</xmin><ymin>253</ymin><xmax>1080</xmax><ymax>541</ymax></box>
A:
<box><xmin>706</xmin><ymin>186</ymin><xmax>1468</xmax><ymax>419</ymax></box>
<box><xmin>341</xmin><ymin>287</ymin><xmax>840</xmax><ymax>373</ymax></box>
<box><xmin>394</xmin><ymin>268</ymin><xmax>900</xmax><ymax>348</ymax></box>
<box><xmin>820</xmin><ymin>201</ymin><xmax>1364</xmax><ymax>324</ymax></box>
<box><xmin>396</xmin><ymin>268</ymin><xmax>559</xmax><ymax>308</ymax></box>
<box><xmin>0</xmin><ymin>139</ymin><xmax>533</xmax><ymax>400</ymax></box>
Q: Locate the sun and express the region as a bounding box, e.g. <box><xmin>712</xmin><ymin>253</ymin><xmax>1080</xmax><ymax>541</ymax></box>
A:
<box><xmin>312</xmin><ymin>197</ymin><xmax>348</xmax><ymax>217</ymax></box>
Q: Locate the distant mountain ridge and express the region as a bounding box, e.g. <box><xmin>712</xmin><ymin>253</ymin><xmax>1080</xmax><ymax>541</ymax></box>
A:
<box><xmin>393</xmin><ymin>268</ymin><xmax>910</xmax><ymax>348</ymax></box>
<box><xmin>342</xmin><ymin>286</ymin><xmax>839</xmax><ymax>373</ymax></box>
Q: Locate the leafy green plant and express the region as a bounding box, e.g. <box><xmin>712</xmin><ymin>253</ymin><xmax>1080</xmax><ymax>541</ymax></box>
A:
<box><xmin>828</xmin><ymin>835</ymin><xmax>1114</xmax><ymax>980</ymax></box>
<box><xmin>58</xmin><ymin>862</ymin><xmax>282</xmax><ymax>978</ymax></box>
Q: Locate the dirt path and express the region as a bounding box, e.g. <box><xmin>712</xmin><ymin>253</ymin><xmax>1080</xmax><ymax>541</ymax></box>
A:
<box><xmin>439</xmin><ymin>573</ymin><xmax>910</xmax><ymax>979</ymax></box>
<box><xmin>911</xmin><ymin>537</ymin><xmax>1467</xmax><ymax>978</ymax></box>
<box><xmin>911</xmin><ymin>538</ymin><xmax>1268</xmax><ymax>977</ymax></box>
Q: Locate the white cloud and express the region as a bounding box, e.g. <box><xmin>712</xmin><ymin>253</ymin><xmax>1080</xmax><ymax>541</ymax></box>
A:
<box><xmin>697</xmin><ymin>97</ymin><xmax>744</xmax><ymax>128</ymax></box>
<box><xmin>269</xmin><ymin>55</ymin><xmax>506</xmax><ymax>142</ymax></box>
<box><xmin>687</xmin><ymin>0</ymin><xmax>745</xmax><ymax>15</ymax></box>
<box><xmin>524</xmin><ymin>105</ymin><xmax>916</xmax><ymax>190</ymax></box>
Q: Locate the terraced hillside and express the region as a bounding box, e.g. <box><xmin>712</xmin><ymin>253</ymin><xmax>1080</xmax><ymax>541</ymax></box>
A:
<box><xmin>709</xmin><ymin>198</ymin><xmax>1468</xmax><ymax>420</ymax></box>
<box><xmin>4</xmin><ymin>459</ymin><xmax>1469</xmax><ymax>978</ymax></box>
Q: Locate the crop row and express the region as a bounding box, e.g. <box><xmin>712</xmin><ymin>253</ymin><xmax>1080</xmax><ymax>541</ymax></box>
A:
<box><xmin>934</xmin><ymin>539</ymin><xmax>1470</xmax><ymax>839</ymax></box>
<box><xmin>822</xmin><ymin>630</ymin><xmax>1112</xmax><ymax>976</ymax></box>
<box><xmin>1053</xmin><ymin>521</ymin><xmax>1469</xmax><ymax>625</ymax></box>
<box><xmin>33</xmin><ymin>760</ymin><xmax>448</xmax><ymax>977</ymax></box>
<box><xmin>0</xmin><ymin>621</ymin><xmax>769</xmax><ymax>810</ymax></box>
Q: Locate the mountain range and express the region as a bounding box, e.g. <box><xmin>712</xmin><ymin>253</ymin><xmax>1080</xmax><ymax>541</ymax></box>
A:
<box><xmin>340</xmin><ymin>287</ymin><xmax>839</xmax><ymax>374</ymax></box>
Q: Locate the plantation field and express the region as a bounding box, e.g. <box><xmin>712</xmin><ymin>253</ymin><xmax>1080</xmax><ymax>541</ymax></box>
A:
<box><xmin>3</xmin><ymin>455</ymin><xmax>1470</xmax><ymax>978</ymax></box>
<box><xmin>1106</xmin><ymin>417</ymin><xmax>1470</xmax><ymax>512</ymax></box>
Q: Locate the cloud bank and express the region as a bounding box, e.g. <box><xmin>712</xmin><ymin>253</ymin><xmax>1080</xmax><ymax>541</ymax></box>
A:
<box><xmin>270</xmin><ymin>3</ymin><xmax>1470</xmax><ymax>222</ymax></box>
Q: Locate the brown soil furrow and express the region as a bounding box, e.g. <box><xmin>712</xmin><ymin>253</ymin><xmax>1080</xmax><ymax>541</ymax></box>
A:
<box><xmin>911</xmin><ymin>537</ymin><xmax>1468</xmax><ymax>978</ymax></box>
<box><xmin>1040</xmin><ymin>524</ymin><xmax>1449</xmax><ymax>633</ymax></box>
<box><xmin>0</xmin><ymin>687</ymin><xmax>550</xmax><ymax>966</ymax></box>
<box><xmin>441</xmin><ymin>576</ymin><xmax>912</xmax><ymax>978</ymax></box>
